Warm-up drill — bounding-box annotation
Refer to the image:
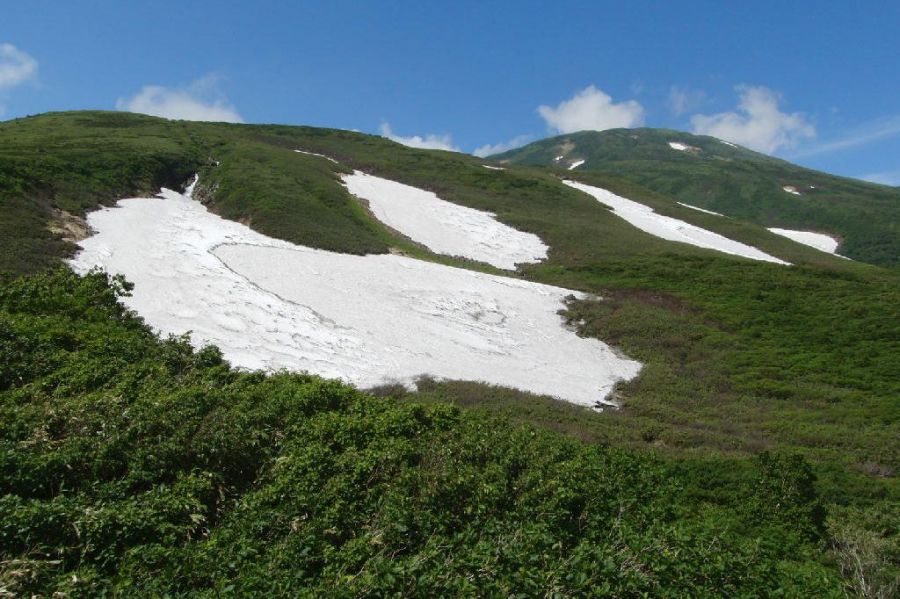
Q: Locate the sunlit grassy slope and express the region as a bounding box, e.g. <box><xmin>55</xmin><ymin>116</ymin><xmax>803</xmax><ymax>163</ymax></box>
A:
<box><xmin>1</xmin><ymin>111</ymin><xmax>897</xmax><ymax>594</ymax></box>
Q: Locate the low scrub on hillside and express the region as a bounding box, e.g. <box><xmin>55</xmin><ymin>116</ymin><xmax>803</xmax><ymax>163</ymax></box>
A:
<box><xmin>0</xmin><ymin>270</ymin><xmax>847</xmax><ymax>596</ymax></box>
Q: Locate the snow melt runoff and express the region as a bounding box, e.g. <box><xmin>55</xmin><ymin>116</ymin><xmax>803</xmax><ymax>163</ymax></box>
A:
<box><xmin>70</xmin><ymin>180</ymin><xmax>640</xmax><ymax>408</ymax></box>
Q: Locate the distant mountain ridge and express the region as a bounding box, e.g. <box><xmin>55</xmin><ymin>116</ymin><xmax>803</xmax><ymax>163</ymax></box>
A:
<box><xmin>491</xmin><ymin>128</ymin><xmax>900</xmax><ymax>266</ymax></box>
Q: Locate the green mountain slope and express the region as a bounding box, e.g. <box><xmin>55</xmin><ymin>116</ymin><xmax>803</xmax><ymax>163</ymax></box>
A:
<box><xmin>491</xmin><ymin>128</ymin><xmax>900</xmax><ymax>266</ymax></box>
<box><xmin>1</xmin><ymin>111</ymin><xmax>898</xmax><ymax>594</ymax></box>
<box><xmin>0</xmin><ymin>270</ymin><xmax>846</xmax><ymax>595</ymax></box>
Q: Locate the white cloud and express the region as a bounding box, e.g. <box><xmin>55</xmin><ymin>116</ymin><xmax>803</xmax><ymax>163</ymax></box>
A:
<box><xmin>0</xmin><ymin>43</ymin><xmax>37</xmax><ymax>89</ymax></box>
<box><xmin>538</xmin><ymin>85</ymin><xmax>645</xmax><ymax>134</ymax></box>
<box><xmin>667</xmin><ymin>86</ymin><xmax>705</xmax><ymax>116</ymax></box>
<box><xmin>690</xmin><ymin>85</ymin><xmax>814</xmax><ymax>154</ymax></box>
<box><xmin>116</xmin><ymin>74</ymin><xmax>243</xmax><ymax>123</ymax></box>
<box><xmin>473</xmin><ymin>134</ymin><xmax>533</xmax><ymax>157</ymax></box>
<box><xmin>379</xmin><ymin>122</ymin><xmax>459</xmax><ymax>151</ymax></box>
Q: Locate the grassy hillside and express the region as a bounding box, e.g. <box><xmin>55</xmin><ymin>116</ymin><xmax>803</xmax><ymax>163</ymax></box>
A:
<box><xmin>0</xmin><ymin>270</ymin><xmax>849</xmax><ymax>595</ymax></box>
<box><xmin>491</xmin><ymin>128</ymin><xmax>900</xmax><ymax>266</ymax></box>
<box><xmin>1</xmin><ymin>111</ymin><xmax>898</xmax><ymax>594</ymax></box>
<box><xmin>0</xmin><ymin>112</ymin><xmax>204</xmax><ymax>274</ymax></box>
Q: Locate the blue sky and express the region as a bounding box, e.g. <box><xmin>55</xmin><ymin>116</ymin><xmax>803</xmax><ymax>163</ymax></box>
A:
<box><xmin>2</xmin><ymin>1</ymin><xmax>898</xmax><ymax>184</ymax></box>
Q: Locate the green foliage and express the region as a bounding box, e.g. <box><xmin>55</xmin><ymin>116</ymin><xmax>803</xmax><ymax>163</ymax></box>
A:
<box><xmin>0</xmin><ymin>111</ymin><xmax>896</xmax><ymax>594</ymax></box>
<box><xmin>0</xmin><ymin>112</ymin><xmax>205</xmax><ymax>274</ymax></box>
<box><xmin>0</xmin><ymin>270</ymin><xmax>846</xmax><ymax>596</ymax></box>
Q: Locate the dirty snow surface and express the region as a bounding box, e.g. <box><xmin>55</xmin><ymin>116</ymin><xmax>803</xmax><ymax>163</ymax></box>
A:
<box><xmin>70</xmin><ymin>183</ymin><xmax>640</xmax><ymax>408</ymax></box>
<box><xmin>677</xmin><ymin>202</ymin><xmax>725</xmax><ymax>217</ymax></box>
<box><xmin>342</xmin><ymin>171</ymin><xmax>547</xmax><ymax>270</ymax></box>
<box><xmin>564</xmin><ymin>180</ymin><xmax>788</xmax><ymax>264</ymax></box>
<box><xmin>768</xmin><ymin>228</ymin><xmax>840</xmax><ymax>254</ymax></box>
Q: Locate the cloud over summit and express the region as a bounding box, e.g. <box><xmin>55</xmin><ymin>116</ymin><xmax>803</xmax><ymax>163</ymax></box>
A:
<box><xmin>379</xmin><ymin>122</ymin><xmax>459</xmax><ymax>152</ymax></box>
<box><xmin>690</xmin><ymin>85</ymin><xmax>814</xmax><ymax>154</ymax></box>
<box><xmin>538</xmin><ymin>85</ymin><xmax>645</xmax><ymax>134</ymax></box>
<box><xmin>116</xmin><ymin>75</ymin><xmax>243</xmax><ymax>123</ymax></box>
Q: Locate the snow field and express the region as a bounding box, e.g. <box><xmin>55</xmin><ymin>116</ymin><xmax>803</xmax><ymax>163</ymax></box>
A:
<box><xmin>342</xmin><ymin>171</ymin><xmax>548</xmax><ymax>270</ymax></box>
<box><xmin>563</xmin><ymin>180</ymin><xmax>788</xmax><ymax>264</ymax></box>
<box><xmin>70</xmin><ymin>182</ymin><xmax>641</xmax><ymax>408</ymax></box>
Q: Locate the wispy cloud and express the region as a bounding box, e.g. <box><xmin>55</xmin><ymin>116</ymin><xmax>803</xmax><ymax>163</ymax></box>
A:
<box><xmin>790</xmin><ymin>115</ymin><xmax>900</xmax><ymax>159</ymax></box>
<box><xmin>667</xmin><ymin>85</ymin><xmax>705</xmax><ymax>116</ymax></box>
<box><xmin>690</xmin><ymin>85</ymin><xmax>814</xmax><ymax>154</ymax></box>
<box><xmin>860</xmin><ymin>169</ymin><xmax>900</xmax><ymax>187</ymax></box>
<box><xmin>0</xmin><ymin>43</ymin><xmax>37</xmax><ymax>89</ymax></box>
<box><xmin>379</xmin><ymin>122</ymin><xmax>459</xmax><ymax>151</ymax></box>
<box><xmin>538</xmin><ymin>85</ymin><xmax>644</xmax><ymax>134</ymax></box>
<box><xmin>116</xmin><ymin>74</ymin><xmax>243</xmax><ymax>123</ymax></box>
<box><xmin>473</xmin><ymin>134</ymin><xmax>533</xmax><ymax>158</ymax></box>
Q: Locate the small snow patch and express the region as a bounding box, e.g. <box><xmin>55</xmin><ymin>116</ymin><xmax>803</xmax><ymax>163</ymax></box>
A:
<box><xmin>677</xmin><ymin>202</ymin><xmax>725</xmax><ymax>217</ymax></box>
<box><xmin>564</xmin><ymin>180</ymin><xmax>788</xmax><ymax>264</ymax></box>
<box><xmin>554</xmin><ymin>155</ymin><xmax>564</xmax><ymax>162</ymax></box>
<box><xmin>767</xmin><ymin>228</ymin><xmax>841</xmax><ymax>255</ymax></box>
<box><xmin>720</xmin><ymin>139</ymin><xmax>738</xmax><ymax>148</ymax></box>
<box><xmin>782</xmin><ymin>185</ymin><xmax>801</xmax><ymax>196</ymax></box>
<box><xmin>668</xmin><ymin>141</ymin><xmax>701</xmax><ymax>153</ymax></box>
<box><xmin>482</xmin><ymin>165</ymin><xmax>505</xmax><ymax>171</ymax></box>
<box><xmin>342</xmin><ymin>171</ymin><xmax>547</xmax><ymax>270</ymax></box>
<box><xmin>294</xmin><ymin>149</ymin><xmax>339</xmax><ymax>163</ymax></box>
<box><xmin>568</xmin><ymin>159</ymin><xmax>585</xmax><ymax>170</ymax></box>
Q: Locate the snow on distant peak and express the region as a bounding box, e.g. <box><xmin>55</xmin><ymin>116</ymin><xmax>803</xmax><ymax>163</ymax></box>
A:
<box><xmin>719</xmin><ymin>139</ymin><xmax>738</xmax><ymax>148</ymax></box>
<box><xmin>568</xmin><ymin>159</ymin><xmax>585</xmax><ymax>170</ymax></box>
<box><xmin>342</xmin><ymin>171</ymin><xmax>547</xmax><ymax>270</ymax></box>
<box><xmin>564</xmin><ymin>180</ymin><xmax>788</xmax><ymax>264</ymax></box>
<box><xmin>767</xmin><ymin>228</ymin><xmax>841</xmax><ymax>255</ymax></box>
<box><xmin>69</xmin><ymin>179</ymin><xmax>640</xmax><ymax>408</ymax></box>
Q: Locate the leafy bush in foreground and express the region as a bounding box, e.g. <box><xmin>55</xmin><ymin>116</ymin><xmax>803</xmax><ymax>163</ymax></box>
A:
<box><xmin>0</xmin><ymin>270</ymin><xmax>844</xmax><ymax>596</ymax></box>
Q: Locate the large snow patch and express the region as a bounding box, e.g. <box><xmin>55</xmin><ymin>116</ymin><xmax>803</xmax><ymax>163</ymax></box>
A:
<box><xmin>564</xmin><ymin>180</ymin><xmax>788</xmax><ymax>264</ymax></box>
<box><xmin>70</xmin><ymin>182</ymin><xmax>640</xmax><ymax>407</ymax></box>
<box><xmin>342</xmin><ymin>171</ymin><xmax>547</xmax><ymax>270</ymax></box>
